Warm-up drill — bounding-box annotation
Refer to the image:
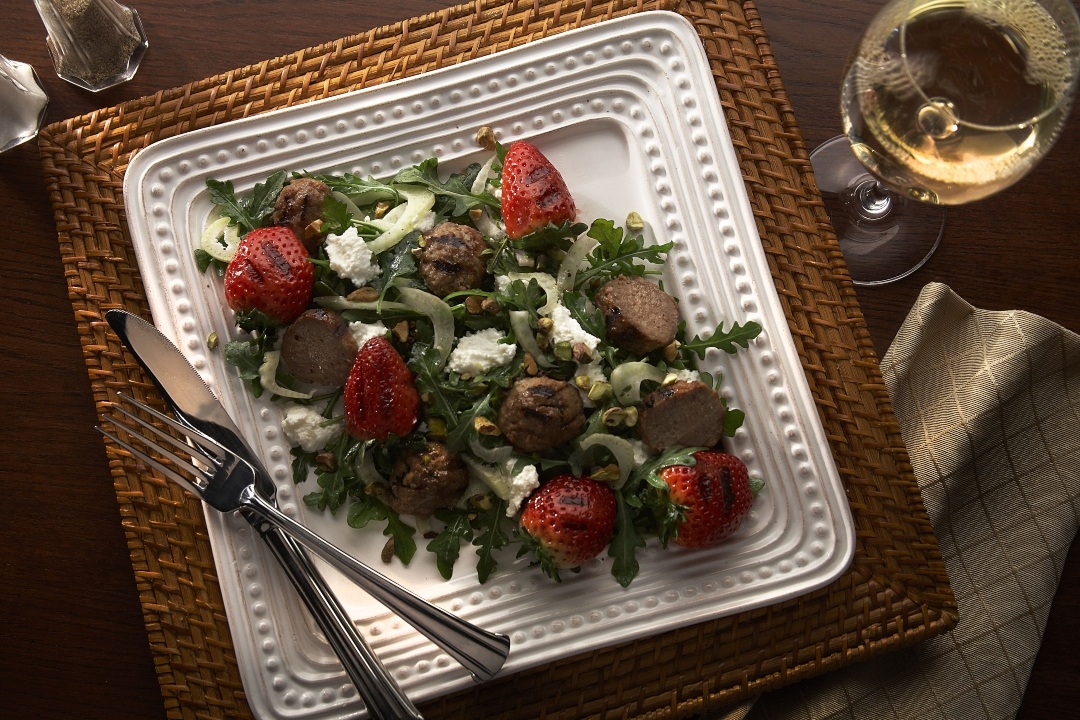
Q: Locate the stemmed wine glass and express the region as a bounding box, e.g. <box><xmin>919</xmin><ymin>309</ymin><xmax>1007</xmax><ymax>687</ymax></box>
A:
<box><xmin>811</xmin><ymin>0</ymin><xmax>1080</xmax><ymax>285</ymax></box>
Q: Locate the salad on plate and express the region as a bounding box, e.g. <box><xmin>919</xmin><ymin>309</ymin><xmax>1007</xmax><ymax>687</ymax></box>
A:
<box><xmin>195</xmin><ymin>127</ymin><xmax>763</xmax><ymax>587</ymax></box>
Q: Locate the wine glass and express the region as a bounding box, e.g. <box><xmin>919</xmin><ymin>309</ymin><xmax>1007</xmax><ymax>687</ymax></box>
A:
<box><xmin>811</xmin><ymin>0</ymin><xmax>1080</xmax><ymax>285</ymax></box>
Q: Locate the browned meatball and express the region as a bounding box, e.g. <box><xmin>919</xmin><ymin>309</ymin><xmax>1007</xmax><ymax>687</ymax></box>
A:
<box><xmin>280</xmin><ymin>309</ymin><xmax>358</xmax><ymax>387</ymax></box>
<box><xmin>498</xmin><ymin>376</ymin><xmax>586</xmax><ymax>453</ymax></box>
<box><xmin>594</xmin><ymin>275</ymin><xmax>679</xmax><ymax>355</ymax></box>
<box><xmin>387</xmin><ymin>442</ymin><xmax>470</xmax><ymax>517</ymax></box>
<box><xmin>638</xmin><ymin>380</ymin><xmax>726</xmax><ymax>452</ymax></box>
<box><xmin>418</xmin><ymin>222</ymin><xmax>488</xmax><ymax>297</ymax></box>
<box><xmin>273</xmin><ymin>177</ymin><xmax>332</xmax><ymax>252</ymax></box>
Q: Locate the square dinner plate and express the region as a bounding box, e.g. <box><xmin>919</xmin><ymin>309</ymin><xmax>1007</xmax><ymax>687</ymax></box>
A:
<box><xmin>123</xmin><ymin>11</ymin><xmax>854</xmax><ymax>719</ymax></box>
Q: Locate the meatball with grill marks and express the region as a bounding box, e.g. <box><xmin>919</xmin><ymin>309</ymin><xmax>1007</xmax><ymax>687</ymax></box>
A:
<box><xmin>273</xmin><ymin>177</ymin><xmax>332</xmax><ymax>252</ymax></box>
<box><xmin>387</xmin><ymin>442</ymin><xmax>470</xmax><ymax>517</ymax></box>
<box><xmin>418</xmin><ymin>222</ymin><xmax>488</xmax><ymax>297</ymax></box>
<box><xmin>498</xmin><ymin>376</ymin><xmax>586</xmax><ymax>453</ymax></box>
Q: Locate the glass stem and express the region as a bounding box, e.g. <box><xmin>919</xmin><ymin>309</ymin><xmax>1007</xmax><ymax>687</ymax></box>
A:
<box><xmin>852</xmin><ymin>179</ymin><xmax>894</xmax><ymax>221</ymax></box>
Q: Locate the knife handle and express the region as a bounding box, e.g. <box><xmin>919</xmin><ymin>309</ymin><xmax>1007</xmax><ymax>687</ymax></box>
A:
<box><xmin>251</xmin><ymin>515</ymin><xmax>424</xmax><ymax>720</ymax></box>
<box><xmin>241</xmin><ymin>488</ymin><xmax>511</xmax><ymax>682</ymax></box>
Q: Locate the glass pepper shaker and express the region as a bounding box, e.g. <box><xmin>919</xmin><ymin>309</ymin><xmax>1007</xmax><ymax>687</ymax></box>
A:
<box><xmin>0</xmin><ymin>54</ymin><xmax>50</xmax><ymax>153</ymax></box>
<box><xmin>32</xmin><ymin>0</ymin><xmax>148</xmax><ymax>92</ymax></box>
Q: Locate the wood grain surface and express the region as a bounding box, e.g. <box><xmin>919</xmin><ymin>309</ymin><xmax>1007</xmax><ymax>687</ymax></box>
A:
<box><xmin>1</xmin><ymin>1</ymin><xmax>1076</xmax><ymax>718</ymax></box>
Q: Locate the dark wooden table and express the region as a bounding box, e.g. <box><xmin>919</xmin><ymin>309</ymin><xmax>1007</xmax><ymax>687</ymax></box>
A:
<box><xmin>2</xmin><ymin>1</ymin><xmax>1076</xmax><ymax>718</ymax></box>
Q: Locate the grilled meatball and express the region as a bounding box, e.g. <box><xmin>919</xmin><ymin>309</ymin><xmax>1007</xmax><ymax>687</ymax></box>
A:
<box><xmin>498</xmin><ymin>376</ymin><xmax>586</xmax><ymax>453</ymax></box>
<box><xmin>594</xmin><ymin>275</ymin><xmax>679</xmax><ymax>355</ymax></box>
<box><xmin>638</xmin><ymin>380</ymin><xmax>726</xmax><ymax>452</ymax></box>
<box><xmin>273</xmin><ymin>177</ymin><xmax>332</xmax><ymax>252</ymax></box>
<box><xmin>418</xmin><ymin>222</ymin><xmax>488</xmax><ymax>297</ymax></box>
<box><xmin>280</xmin><ymin>309</ymin><xmax>358</xmax><ymax>387</ymax></box>
<box><xmin>387</xmin><ymin>442</ymin><xmax>469</xmax><ymax>517</ymax></box>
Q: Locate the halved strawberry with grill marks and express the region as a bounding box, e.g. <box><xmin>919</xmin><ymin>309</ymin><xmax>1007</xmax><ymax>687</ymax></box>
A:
<box><xmin>500</xmin><ymin>140</ymin><xmax>578</xmax><ymax>239</ymax></box>
<box><xmin>343</xmin><ymin>336</ymin><xmax>421</xmax><ymax>442</ymax></box>
<box><xmin>223</xmin><ymin>226</ymin><xmax>314</xmax><ymax>325</ymax></box>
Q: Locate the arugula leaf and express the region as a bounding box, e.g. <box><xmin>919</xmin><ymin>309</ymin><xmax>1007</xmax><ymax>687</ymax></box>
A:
<box><xmin>575</xmin><ymin>218</ymin><xmax>673</xmax><ymax>289</ymax></box>
<box><xmin>319</xmin><ymin>194</ymin><xmax>354</xmax><ymax>237</ymax></box>
<box><xmin>370</xmin><ymin>231</ymin><xmax>420</xmax><ymax>302</ymax></box>
<box><xmin>629</xmin><ymin>445</ymin><xmax>703</xmax><ymax>492</ymax></box>
<box><xmin>511</xmin><ymin>221</ymin><xmax>588</xmax><ymax>252</ymax></box>
<box><xmin>427</xmin><ymin>508</ymin><xmax>475</xmax><ymax>580</ymax></box>
<box><xmin>206</xmin><ymin>170</ymin><xmax>286</xmax><ymax>233</ymax></box>
<box><xmin>472</xmin><ymin>498</ymin><xmax>510</xmax><ymax>583</ymax></box>
<box><xmin>682</xmin><ymin>320</ymin><xmax>763</xmax><ymax>358</ymax></box>
<box><xmin>222</xmin><ymin>337</ymin><xmax>271</xmax><ymax>398</ymax></box>
<box><xmin>609</xmin><ymin>491</ymin><xmax>646</xmax><ymax>587</ymax></box>
<box><xmin>392</xmin><ymin>158</ymin><xmax>499</xmax><ymax>216</ymax></box>
<box><xmin>314</xmin><ymin>173</ymin><xmax>398</xmax><ymax>206</ymax></box>
<box><xmin>723</xmin><ymin>407</ymin><xmax>746</xmax><ymax>436</ymax></box>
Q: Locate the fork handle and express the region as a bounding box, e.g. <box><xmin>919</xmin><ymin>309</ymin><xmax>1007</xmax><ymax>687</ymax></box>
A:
<box><xmin>254</xmin><ymin>519</ymin><xmax>424</xmax><ymax>720</ymax></box>
<box><xmin>241</xmin><ymin>488</ymin><xmax>511</xmax><ymax>681</ymax></box>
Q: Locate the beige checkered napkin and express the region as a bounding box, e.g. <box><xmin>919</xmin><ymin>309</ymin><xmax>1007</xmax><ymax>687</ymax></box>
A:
<box><xmin>707</xmin><ymin>282</ymin><xmax>1080</xmax><ymax>720</ymax></box>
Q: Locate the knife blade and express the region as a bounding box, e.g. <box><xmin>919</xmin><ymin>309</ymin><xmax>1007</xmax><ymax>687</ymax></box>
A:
<box><xmin>105</xmin><ymin>308</ymin><xmax>423</xmax><ymax>720</ymax></box>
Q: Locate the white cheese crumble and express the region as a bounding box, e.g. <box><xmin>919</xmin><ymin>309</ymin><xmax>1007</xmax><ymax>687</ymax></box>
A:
<box><xmin>324</xmin><ymin>227</ymin><xmax>381</xmax><ymax>285</ymax></box>
<box><xmin>504</xmin><ymin>464</ymin><xmax>540</xmax><ymax>517</ymax></box>
<box><xmin>348</xmin><ymin>320</ymin><xmax>388</xmax><ymax>349</ymax></box>
<box><xmin>550</xmin><ymin>304</ymin><xmax>600</xmax><ymax>353</ymax></box>
<box><xmin>669</xmin><ymin>368</ymin><xmax>701</xmax><ymax>383</ymax></box>
<box><xmin>447</xmin><ymin>328</ymin><xmax>517</xmax><ymax>376</ymax></box>
<box><xmin>280</xmin><ymin>403</ymin><xmax>341</xmax><ymax>453</ymax></box>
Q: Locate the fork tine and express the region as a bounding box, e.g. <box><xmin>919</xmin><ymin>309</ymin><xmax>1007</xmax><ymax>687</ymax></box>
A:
<box><xmin>107</xmin><ymin>397</ymin><xmax>220</xmax><ymax>470</ymax></box>
<box><xmin>98</xmin><ymin>425</ymin><xmax>208</xmax><ymax>499</ymax></box>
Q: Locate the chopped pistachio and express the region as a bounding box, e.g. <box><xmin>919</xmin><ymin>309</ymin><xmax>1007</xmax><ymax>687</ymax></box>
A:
<box><xmin>474</xmin><ymin>416</ymin><xmax>502</xmax><ymax>436</ymax></box>
<box><xmin>475</xmin><ymin>125</ymin><xmax>497</xmax><ymax>151</ymax></box>
<box><xmin>315</xmin><ymin>451</ymin><xmax>337</xmax><ymax>472</ymax></box>
<box><xmin>427</xmin><ymin>418</ymin><xmax>448</xmax><ymax>439</ymax></box>
<box><xmin>523</xmin><ymin>353</ymin><xmax>539</xmax><ymax>376</ymax></box>
<box><xmin>374</xmin><ymin>200</ymin><xmax>393</xmax><ymax>219</ymax></box>
<box><xmin>392</xmin><ymin>320</ymin><xmax>410</xmax><ymax>342</ymax></box>
<box><xmin>591</xmin><ymin>464</ymin><xmax>621</xmax><ymax>484</ymax></box>
<box><xmin>623</xmin><ymin>406</ymin><xmax>639</xmax><ymax>427</ymax></box>
<box><xmin>346</xmin><ymin>286</ymin><xmax>379</xmax><ymax>303</ymax></box>
<box><xmin>380</xmin><ymin>537</ymin><xmax>395</xmax><ymax>563</ymax></box>
<box><xmin>662</xmin><ymin>340</ymin><xmax>681</xmax><ymax>362</ymax></box>
<box><xmin>587</xmin><ymin>381</ymin><xmax>613</xmax><ymax>403</ymax></box>
<box><xmin>574</xmin><ymin>374</ymin><xmax>593</xmax><ymax>390</ymax></box>
<box><xmin>304</xmin><ymin>218</ymin><xmax>324</xmax><ymax>240</ymax></box>
<box><xmin>625</xmin><ymin>211</ymin><xmax>645</xmax><ymax>230</ymax></box>
<box><xmin>206</xmin><ymin>331</ymin><xmax>219</xmax><ymax>350</ymax></box>
<box><xmin>601</xmin><ymin>407</ymin><xmax>627</xmax><ymax>427</ymax></box>
<box><xmin>536</xmin><ymin>317</ymin><xmax>554</xmax><ymax>334</ymax></box>
<box><xmin>572</xmin><ymin>342</ymin><xmax>593</xmax><ymax>363</ymax></box>
<box><xmin>465</xmin><ymin>295</ymin><xmax>484</xmax><ymax>314</ymax></box>
<box><xmin>480</xmin><ymin>297</ymin><xmax>502</xmax><ymax>315</ymax></box>
<box><xmin>469</xmin><ymin>207</ymin><xmax>484</xmax><ymax>221</ymax></box>
<box><xmin>553</xmin><ymin>341</ymin><xmax>574</xmax><ymax>361</ymax></box>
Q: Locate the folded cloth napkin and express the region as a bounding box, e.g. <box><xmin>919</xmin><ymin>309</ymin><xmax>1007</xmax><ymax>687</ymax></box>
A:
<box><xmin>705</xmin><ymin>282</ymin><xmax>1080</xmax><ymax>720</ymax></box>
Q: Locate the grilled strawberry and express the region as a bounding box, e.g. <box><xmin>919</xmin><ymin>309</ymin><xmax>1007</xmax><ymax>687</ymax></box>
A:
<box><xmin>500</xmin><ymin>140</ymin><xmax>577</xmax><ymax>239</ymax></box>
<box><xmin>658</xmin><ymin>451</ymin><xmax>754</xmax><ymax>548</ymax></box>
<box><xmin>518</xmin><ymin>473</ymin><xmax>616</xmax><ymax>580</ymax></box>
<box><xmin>344</xmin><ymin>337</ymin><xmax>421</xmax><ymax>442</ymax></box>
<box><xmin>224</xmin><ymin>226</ymin><xmax>314</xmax><ymax>325</ymax></box>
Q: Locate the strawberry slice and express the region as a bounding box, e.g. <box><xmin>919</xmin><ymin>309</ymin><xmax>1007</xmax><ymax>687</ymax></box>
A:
<box><xmin>518</xmin><ymin>473</ymin><xmax>616</xmax><ymax>580</ymax></box>
<box><xmin>223</xmin><ymin>226</ymin><xmax>314</xmax><ymax>325</ymax></box>
<box><xmin>500</xmin><ymin>140</ymin><xmax>577</xmax><ymax>239</ymax></box>
<box><xmin>344</xmin><ymin>336</ymin><xmax>421</xmax><ymax>442</ymax></box>
<box><xmin>658</xmin><ymin>451</ymin><xmax>754</xmax><ymax>548</ymax></box>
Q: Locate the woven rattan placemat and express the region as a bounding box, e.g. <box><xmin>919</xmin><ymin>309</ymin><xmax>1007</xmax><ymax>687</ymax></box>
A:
<box><xmin>38</xmin><ymin>0</ymin><xmax>957</xmax><ymax>718</ymax></box>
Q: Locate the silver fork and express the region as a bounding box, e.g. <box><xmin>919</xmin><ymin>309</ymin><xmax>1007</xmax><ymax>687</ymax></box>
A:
<box><xmin>99</xmin><ymin>396</ymin><xmax>510</xmax><ymax>684</ymax></box>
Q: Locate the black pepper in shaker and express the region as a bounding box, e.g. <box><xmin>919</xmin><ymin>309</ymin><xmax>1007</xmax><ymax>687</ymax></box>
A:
<box><xmin>32</xmin><ymin>0</ymin><xmax>148</xmax><ymax>92</ymax></box>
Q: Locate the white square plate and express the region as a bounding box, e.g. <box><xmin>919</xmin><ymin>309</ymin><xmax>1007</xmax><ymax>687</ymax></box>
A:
<box><xmin>124</xmin><ymin>11</ymin><xmax>854</xmax><ymax>719</ymax></box>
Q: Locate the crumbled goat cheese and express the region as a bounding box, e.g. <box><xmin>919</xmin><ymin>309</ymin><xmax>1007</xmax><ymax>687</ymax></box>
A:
<box><xmin>670</xmin><ymin>368</ymin><xmax>701</xmax><ymax>383</ymax></box>
<box><xmin>505</xmin><ymin>464</ymin><xmax>540</xmax><ymax>517</ymax></box>
<box><xmin>447</xmin><ymin>328</ymin><xmax>517</xmax><ymax>376</ymax></box>
<box><xmin>550</xmin><ymin>304</ymin><xmax>600</xmax><ymax>353</ymax></box>
<box><xmin>349</xmin><ymin>320</ymin><xmax>388</xmax><ymax>349</ymax></box>
<box><xmin>415</xmin><ymin>210</ymin><xmax>437</xmax><ymax>233</ymax></box>
<box><xmin>280</xmin><ymin>403</ymin><xmax>341</xmax><ymax>453</ymax></box>
<box><xmin>631</xmin><ymin>439</ymin><xmax>651</xmax><ymax>467</ymax></box>
<box><xmin>325</xmin><ymin>227</ymin><xmax>381</xmax><ymax>285</ymax></box>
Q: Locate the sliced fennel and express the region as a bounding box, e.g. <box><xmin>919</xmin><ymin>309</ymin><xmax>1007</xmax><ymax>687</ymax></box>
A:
<box><xmin>259</xmin><ymin>350</ymin><xmax>315</xmax><ymax>400</ymax></box>
<box><xmin>578</xmin><ymin>433</ymin><xmax>637</xmax><ymax>488</ymax></box>
<box><xmin>200</xmin><ymin>215</ymin><xmax>241</xmax><ymax>262</ymax></box>
<box><xmin>610</xmin><ymin>361</ymin><xmax>668</xmax><ymax>404</ymax></box>
<box><xmin>367</xmin><ymin>186</ymin><xmax>435</xmax><ymax>254</ymax></box>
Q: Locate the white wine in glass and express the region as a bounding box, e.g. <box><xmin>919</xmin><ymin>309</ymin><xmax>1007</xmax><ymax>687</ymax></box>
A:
<box><xmin>811</xmin><ymin>0</ymin><xmax>1080</xmax><ymax>285</ymax></box>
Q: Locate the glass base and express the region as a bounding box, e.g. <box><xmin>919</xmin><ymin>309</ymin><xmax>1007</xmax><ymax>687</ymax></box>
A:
<box><xmin>810</xmin><ymin>136</ymin><xmax>945</xmax><ymax>286</ymax></box>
